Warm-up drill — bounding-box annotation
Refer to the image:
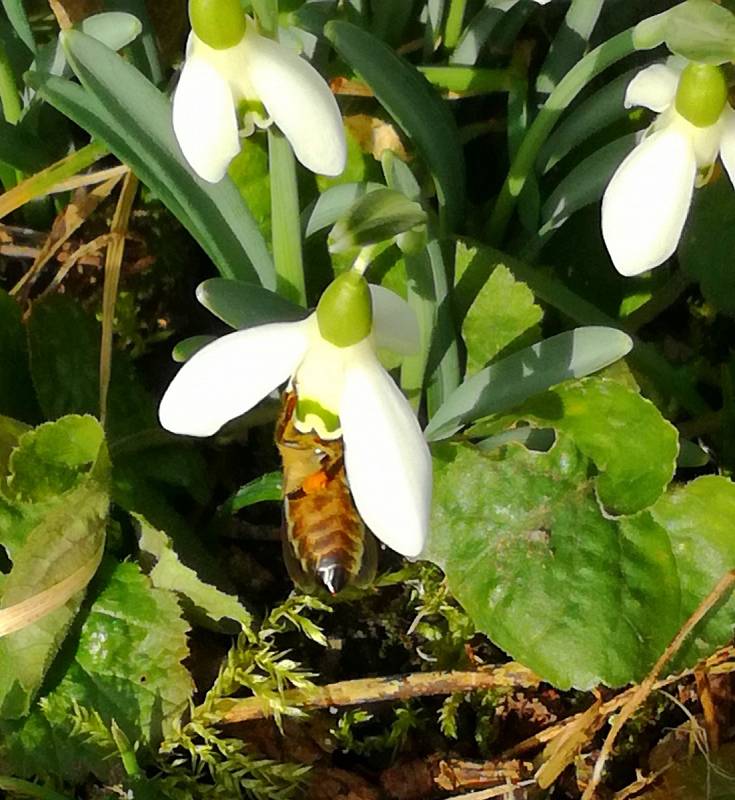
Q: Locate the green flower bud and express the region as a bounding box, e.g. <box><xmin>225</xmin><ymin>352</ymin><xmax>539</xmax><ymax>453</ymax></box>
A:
<box><xmin>329</xmin><ymin>188</ymin><xmax>427</xmax><ymax>253</ymax></box>
<box><xmin>675</xmin><ymin>63</ymin><xmax>729</xmax><ymax>128</ymax></box>
<box><xmin>189</xmin><ymin>0</ymin><xmax>246</xmax><ymax>49</ymax></box>
<box><xmin>316</xmin><ymin>271</ymin><xmax>372</xmax><ymax>348</ymax></box>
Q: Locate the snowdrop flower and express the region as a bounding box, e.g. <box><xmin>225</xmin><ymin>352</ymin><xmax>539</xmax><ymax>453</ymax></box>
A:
<box><xmin>602</xmin><ymin>61</ymin><xmax>735</xmax><ymax>276</ymax></box>
<box><xmin>173</xmin><ymin>0</ymin><xmax>346</xmax><ymax>182</ymax></box>
<box><xmin>159</xmin><ymin>271</ymin><xmax>431</xmax><ymax>558</ymax></box>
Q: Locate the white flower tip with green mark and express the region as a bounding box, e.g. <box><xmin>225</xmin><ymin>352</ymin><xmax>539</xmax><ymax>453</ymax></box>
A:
<box><xmin>242</xmin><ymin>27</ymin><xmax>346</xmax><ymax>176</ymax></box>
<box><xmin>172</xmin><ymin>21</ymin><xmax>346</xmax><ymax>182</ymax></box>
<box><xmin>173</xmin><ymin>53</ymin><xmax>241</xmax><ymax>183</ymax></box>
<box><xmin>159</xmin><ymin>321</ymin><xmax>309</xmax><ymax>435</ymax></box>
<box><xmin>602</xmin><ymin>61</ymin><xmax>735</xmax><ymax>276</ymax></box>
<box><xmin>159</xmin><ymin>283</ymin><xmax>428</xmax><ymax>557</ymax></box>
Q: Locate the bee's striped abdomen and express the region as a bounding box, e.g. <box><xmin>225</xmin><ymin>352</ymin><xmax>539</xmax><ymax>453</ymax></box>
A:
<box><xmin>284</xmin><ymin>460</ymin><xmax>366</xmax><ymax>594</ymax></box>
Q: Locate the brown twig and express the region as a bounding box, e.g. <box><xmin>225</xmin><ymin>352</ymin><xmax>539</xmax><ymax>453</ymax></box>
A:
<box><xmin>582</xmin><ymin>569</ymin><xmax>735</xmax><ymax>800</ymax></box>
<box><xmin>504</xmin><ymin>645</ymin><xmax>735</xmax><ymax>761</ymax></box>
<box><xmin>10</xmin><ymin>173</ymin><xmax>123</xmax><ymax>299</ymax></box>
<box><xmin>99</xmin><ymin>170</ymin><xmax>138</xmax><ymax>425</ymax></box>
<box><xmin>216</xmin><ymin>664</ymin><xmax>540</xmax><ymax>724</ymax></box>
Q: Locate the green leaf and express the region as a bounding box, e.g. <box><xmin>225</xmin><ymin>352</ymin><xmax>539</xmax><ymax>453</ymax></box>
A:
<box><xmin>28</xmin><ymin>32</ymin><xmax>274</xmax><ymax>287</ymax></box>
<box><xmin>679</xmin><ymin>178</ymin><xmax>735</xmax><ymax>317</ymax></box>
<box><xmin>539</xmin><ymin>70</ymin><xmax>636</xmax><ymax>173</ymax></box>
<box><xmin>651</xmin><ymin>476</ymin><xmax>735</xmax><ymax>671</ymax></box>
<box><xmin>540</xmin><ymin>134</ymin><xmax>636</xmax><ymax>236</ymax></box>
<box><xmin>0</xmin><ymin>415</ymin><xmax>28</xmax><ymax>477</ymax></box>
<box><xmin>0</xmin><ymin>415</ymin><xmax>109</xmax><ymax>719</ymax></box>
<box><xmin>172</xmin><ymin>334</ymin><xmax>216</xmax><ymax>362</ymax></box>
<box><xmin>0</xmin><ymin>561</ymin><xmax>193</xmax><ymax>780</ymax></box>
<box><xmin>461</xmin><ymin>263</ymin><xmax>542</xmax><ymax>375</ymax></box>
<box><xmin>7</xmin><ymin>415</ymin><xmax>104</xmax><ymax>503</ymax></box>
<box><xmin>78</xmin><ymin>12</ymin><xmax>142</xmax><ymax>53</ymax></box>
<box><xmin>220</xmin><ymin>471</ymin><xmax>282</xmax><ymax>514</ymax></box>
<box><xmin>229</xmin><ymin>135</ymin><xmax>272</xmax><ymax>244</ymax></box>
<box><xmin>425</xmin><ymin>438</ymin><xmax>681</xmax><ymax>689</ymax></box>
<box><xmin>197</xmin><ymin>278</ymin><xmax>307</xmax><ymax>330</ymax></box>
<box><xmin>424</xmin><ymin>326</ymin><xmax>633</xmax><ymax>441</ymax></box>
<box><xmin>0</xmin><ymin>290</ymin><xmax>37</xmax><ymax>423</ymax></box>
<box><xmin>1</xmin><ymin>0</ymin><xmax>35</xmax><ymax>53</ymax></box>
<box><xmin>504</xmin><ymin>378</ymin><xmax>679</xmax><ymax>514</ymax></box>
<box><xmin>325</xmin><ymin>20</ymin><xmax>465</xmax><ymax>233</ymax></box>
<box><xmin>0</xmin><ymin>119</ymin><xmax>54</xmax><ymax>173</ymax></box>
<box><xmin>135</xmin><ymin>515</ymin><xmax>252</xmax><ymax>629</ymax></box>
<box><xmin>27</xmin><ymin>295</ymin><xmax>156</xmax><ymax>444</ymax></box>
<box><xmin>304</xmin><ymin>181</ymin><xmax>383</xmax><ymax>238</ymax></box>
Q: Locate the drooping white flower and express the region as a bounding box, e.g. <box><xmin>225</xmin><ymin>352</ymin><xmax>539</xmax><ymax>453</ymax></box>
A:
<box><xmin>159</xmin><ymin>272</ymin><xmax>431</xmax><ymax>558</ymax></box>
<box><xmin>173</xmin><ymin>2</ymin><xmax>346</xmax><ymax>182</ymax></box>
<box><xmin>602</xmin><ymin>60</ymin><xmax>735</xmax><ymax>276</ymax></box>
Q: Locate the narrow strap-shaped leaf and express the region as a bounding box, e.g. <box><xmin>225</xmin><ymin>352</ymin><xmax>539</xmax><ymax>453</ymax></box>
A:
<box><xmin>197</xmin><ymin>278</ymin><xmax>307</xmax><ymax>330</ymax></box>
<box><xmin>536</xmin><ymin>0</ymin><xmax>605</xmax><ymax>96</ymax></box>
<box><xmin>1</xmin><ymin>0</ymin><xmax>35</xmax><ymax>53</ymax></box>
<box><xmin>540</xmin><ymin>134</ymin><xmax>635</xmax><ymax>237</ymax></box>
<box><xmin>424</xmin><ymin>326</ymin><xmax>633</xmax><ymax>441</ymax></box>
<box><xmin>303</xmin><ymin>181</ymin><xmax>383</xmax><ymax>237</ymax></box>
<box><xmin>538</xmin><ymin>69</ymin><xmax>636</xmax><ymax>173</ymax></box>
<box><xmin>326</xmin><ymin>20</ymin><xmax>465</xmax><ymax>234</ymax></box>
<box><xmin>31</xmin><ymin>31</ymin><xmax>275</xmax><ymax>287</ymax></box>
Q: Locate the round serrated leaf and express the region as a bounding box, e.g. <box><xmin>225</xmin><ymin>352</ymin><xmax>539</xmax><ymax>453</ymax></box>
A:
<box><xmin>425</xmin><ymin>439</ymin><xmax>681</xmax><ymax>689</ymax></box>
<box><xmin>519</xmin><ymin>378</ymin><xmax>678</xmax><ymax>514</ymax></box>
<box><xmin>651</xmin><ymin>475</ymin><xmax>735</xmax><ymax>671</ymax></box>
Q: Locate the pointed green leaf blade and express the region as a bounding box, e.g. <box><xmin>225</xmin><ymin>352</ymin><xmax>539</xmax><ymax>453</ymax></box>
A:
<box><xmin>325</xmin><ymin>20</ymin><xmax>465</xmax><ymax>233</ymax></box>
<box><xmin>29</xmin><ymin>30</ymin><xmax>274</xmax><ymax>287</ymax></box>
<box><xmin>425</xmin><ymin>326</ymin><xmax>633</xmax><ymax>440</ymax></box>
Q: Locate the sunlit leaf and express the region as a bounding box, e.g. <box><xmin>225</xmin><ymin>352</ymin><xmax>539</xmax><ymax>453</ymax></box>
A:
<box><xmin>29</xmin><ymin>31</ymin><xmax>274</xmax><ymax>286</ymax></box>
<box><xmin>0</xmin><ymin>561</ymin><xmax>193</xmax><ymax>780</ymax></box>
<box><xmin>425</xmin><ymin>326</ymin><xmax>633</xmax><ymax>440</ymax></box>
<box><xmin>326</xmin><ymin>20</ymin><xmax>465</xmax><ymax>232</ymax></box>
<box><xmin>0</xmin><ymin>415</ymin><xmax>109</xmax><ymax>719</ymax></box>
<box><xmin>197</xmin><ymin>278</ymin><xmax>307</xmax><ymax>329</ymax></box>
<box><xmin>136</xmin><ymin>515</ymin><xmax>252</xmax><ymax>629</ymax></box>
<box><xmin>425</xmin><ymin>437</ymin><xmax>680</xmax><ymax>689</ymax></box>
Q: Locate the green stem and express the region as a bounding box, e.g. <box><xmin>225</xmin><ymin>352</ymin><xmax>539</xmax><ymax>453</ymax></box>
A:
<box><xmin>400</xmin><ymin>249</ymin><xmax>435</xmax><ymax>409</ymax></box>
<box><xmin>268</xmin><ymin>129</ymin><xmax>306</xmax><ymax>306</ymax></box>
<box><xmin>0</xmin><ymin>42</ymin><xmax>21</xmax><ymax>125</ymax></box>
<box><xmin>444</xmin><ymin>0</ymin><xmax>467</xmax><ymax>51</ymax></box>
<box><xmin>0</xmin><ymin>777</ymin><xmax>73</xmax><ymax>800</ymax></box>
<box><xmin>419</xmin><ymin>66</ymin><xmax>513</xmax><ymax>95</ymax></box>
<box><xmin>487</xmin><ymin>28</ymin><xmax>641</xmax><ymax>245</ymax></box>
<box><xmin>424</xmin><ymin>238</ymin><xmax>461</xmax><ymax>417</ymax></box>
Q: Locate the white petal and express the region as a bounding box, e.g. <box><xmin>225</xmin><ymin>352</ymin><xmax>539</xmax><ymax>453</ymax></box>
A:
<box><xmin>159</xmin><ymin>321</ymin><xmax>309</xmax><ymax>436</ymax></box>
<box><xmin>340</xmin><ymin>355</ymin><xmax>431</xmax><ymax>557</ymax></box>
<box><xmin>624</xmin><ymin>64</ymin><xmax>679</xmax><ymax>112</ymax></box>
<box><xmin>718</xmin><ymin>107</ymin><xmax>735</xmax><ymax>188</ymax></box>
<box><xmin>602</xmin><ymin>127</ymin><xmax>696</xmax><ymax>276</ymax></box>
<box><xmin>173</xmin><ymin>55</ymin><xmax>241</xmax><ymax>182</ymax></box>
<box><xmin>241</xmin><ymin>28</ymin><xmax>346</xmax><ymax>176</ymax></box>
<box><xmin>370</xmin><ymin>285</ymin><xmax>420</xmax><ymax>356</ymax></box>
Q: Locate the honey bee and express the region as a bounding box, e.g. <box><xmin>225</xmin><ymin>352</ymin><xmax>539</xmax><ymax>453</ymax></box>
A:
<box><xmin>275</xmin><ymin>390</ymin><xmax>377</xmax><ymax>595</ymax></box>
